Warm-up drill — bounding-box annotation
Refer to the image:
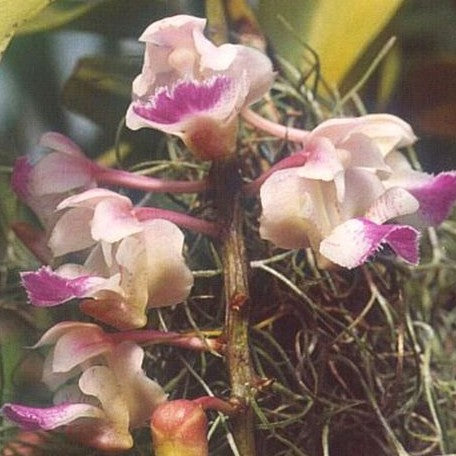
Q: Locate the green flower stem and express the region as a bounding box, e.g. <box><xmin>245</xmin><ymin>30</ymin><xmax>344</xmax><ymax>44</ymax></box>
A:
<box><xmin>210</xmin><ymin>159</ymin><xmax>256</xmax><ymax>456</ymax></box>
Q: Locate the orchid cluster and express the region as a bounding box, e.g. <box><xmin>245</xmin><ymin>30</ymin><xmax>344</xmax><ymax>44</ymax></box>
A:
<box><xmin>2</xmin><ymin>13</ymin><xmax>456</xmax><ymax>455</ymax></box>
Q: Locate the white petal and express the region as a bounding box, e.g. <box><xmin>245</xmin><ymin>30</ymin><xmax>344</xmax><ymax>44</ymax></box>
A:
<box><xmin>365</xmin><ymin>187</ymin><xmax>419</xmax><ymax>224</ymax></box>
<box><xmin>259</xmin><ymin>168</ymin><xmax>320</xmax><ymax>249</ymax></box>
<box><xmin>109</xmin><ymin>342</ymin><xmax>166</xmax><ymax>426</ymax></box>
<box><xmin>141</xmin><ymin>220</ymin><xmax>194</xmax><ymax>307</ymax></box>
<box><xmin>338</xmin><ymin>168</ymin><xmax>385</xmax><ymax>220</ymax></box>
<box><xmin>48</xmin><ymin>207</ymin><xmax>95</xmax><ymax>256</ymax></box>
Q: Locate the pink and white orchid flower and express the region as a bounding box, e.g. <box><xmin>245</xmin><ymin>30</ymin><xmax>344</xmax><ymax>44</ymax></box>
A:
<box><xmin>47</xmin><ymin>187</ymin><xmax>218</xmax><ymax>257</ymax></box>
<box><xmin>11</xmin><ymin>133</ymin><xmax>96</xmax><ymax>230</ymax></box>
<box><xmin>259</xmin><ymin>114</ymin><xmax>456</xmax><ymax>268</ymax></box>
<box><xmin>2</xmin><ymin>325</ymin><xmax>166</xmax><ymax>451</ymax></box>
<box><xmin>296</xmin><ymin>114</ymin><xmax>417</xmax><ymax>201</ymax></box>
<box><xmin>126</xmin><ymin>15</ymin><xmax>274</xmax><ymax>160</ymax></box>
<box><xmin>21</xmin><ymin>217</ymin><xmax>194</xmax><ymax>329</ymax></box>
<box><xmin>11</xmin><ymin>132</ymin><xmax>206</xmax><ymax>229</ymax></box>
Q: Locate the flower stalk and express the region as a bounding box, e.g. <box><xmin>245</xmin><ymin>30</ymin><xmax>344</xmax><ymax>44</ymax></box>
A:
<box><xmin>95</xmin><ymin>166</ymin><xmax>208</xmax><ymax>194</ymax></box>
<box><xmin>109</xmin><ymin>329</ymin><xmax>223</xmax><ymax>353</ymax></box>
<box><xmin>210</xmin><ymin>158</ymin><xmax>256</xmax><ymax>455</ymax></box>
<box><xmin>133</xmin><ymin>207</ymin><xmax>220</xmax><ymax>238</ymax></box>
<box><xmin>241</xmin><ymin>107</ymin><xmax>308</xmax><ymax>142</ymax></box>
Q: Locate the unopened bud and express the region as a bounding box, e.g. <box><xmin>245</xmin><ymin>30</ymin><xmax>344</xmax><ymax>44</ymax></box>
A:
<box><xmin>150</xmin><ymin>400</ymin><xmax>208</xmax><ymax>456</ymax></box>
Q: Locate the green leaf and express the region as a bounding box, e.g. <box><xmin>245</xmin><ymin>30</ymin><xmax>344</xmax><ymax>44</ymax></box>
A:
<box><xmin>62</xmin><ymin>55</ymin><xmax>140</xmax><ymax>128</ymax></box>
<box><xmin>256</xmin><ymin>0</ymin><xmax>403</xmax><ymax>88</ymax></box>
<box><xmin>18</xmin><ymin>0</ymin><xmax>107</xmax><ymax>34</ymax></box>
<box><xmin>69</xmin><ymin>0</ymin><xmax>203</xmax><ymax>37</ymax></box>
<box><xmin>0</xmin><ymin>0</ymin><xmax>55</xmax><ymax>60</ymax></box>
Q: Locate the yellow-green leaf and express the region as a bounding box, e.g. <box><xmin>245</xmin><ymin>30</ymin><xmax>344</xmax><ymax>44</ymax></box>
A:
<box><xmin>257</xmin><ymin>0</ymin><xmax>403</xmax><ymax>88</ymax></box>
<box><xmin>18</xmin><ymin>0</ymin><xmax>106</xmax><ymax>35</ymax></box>
<box><xmin>0</xmin><ymin>0</ymin><xmax>55</xmax><ymax>60</ymax></box>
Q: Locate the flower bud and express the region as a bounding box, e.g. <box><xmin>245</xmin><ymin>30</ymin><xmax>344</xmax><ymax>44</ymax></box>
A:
<box><xmin>151</xmin><ymin>400</ymin><xmax>208</xmax><ymax>456</ymax></box>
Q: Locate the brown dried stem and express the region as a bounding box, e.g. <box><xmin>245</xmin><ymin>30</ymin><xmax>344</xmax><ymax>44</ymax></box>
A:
<box><xmin>210</xmin><ymin>158</ymin><xmax>256</xmax><ymax>455</ymax></box>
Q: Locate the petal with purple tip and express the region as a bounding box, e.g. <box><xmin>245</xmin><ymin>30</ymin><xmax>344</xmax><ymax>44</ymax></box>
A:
<box><xmin>404</xmin><ymin>172</ymin><xmax>456</xmax><ymax>227</ymax></box>
<box><xmin>1</xmin><ymin>402</ymin><xmax>103</xmax><ymax>431</ymax></box>
<box><xmin>320</xmin><ymin>218</ymin><xmax>420</xmax><ymax>269</ymax></box>
<box><xmin>21</xmin><ymin>266</ymin><xmax>104</xmax><ymax>307</ymax></box>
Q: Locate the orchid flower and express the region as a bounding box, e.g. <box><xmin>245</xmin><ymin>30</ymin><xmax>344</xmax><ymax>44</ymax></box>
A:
<box><xmin>47</xmin><ymin>187</ymin><xmax>218</xmax><ymax>257</ymax></box>
<box><xmin>2</xmin><ymin>326</ymin><xmax>166</xmax><ymax>451</ymax></box>
<box><xmin>11</xmin><ymin>133</ymin><xmax>96</xmax><ymax>231</ymax></box>
<box><xmin>259</xmin><ymin>114</ymin><xmax>456</xmax><ymax>268</ymax></box>
<box><xmin>10</xmin><ymin>133</ymin><xmax>203</xmax><ymax>262</ymax></box>
<box><xmin>126</xmin><ymin>15</ymin><xmax>274</xmax><ymax>160</ymax></box>
<box><xmin>21</xmin><ymin>217</ymin><xmax>194</xmax><ymax>329</ymax></box>
<box><xmin>11</xmin><ymin>132</ymin><xmax>206</xmax><ymax>214</ymax></box>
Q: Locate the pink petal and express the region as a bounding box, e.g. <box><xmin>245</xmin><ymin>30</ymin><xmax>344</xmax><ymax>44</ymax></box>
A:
<box><xmin>1</xmin><ymin>402</ymin><xmax>103</xmax><ymax>431</ymax></box>
<box><xmin>297</xmin><ymin>137</ymin><xmax>344</xmax><ymax>182</ymax></box>
<box><xmin>91</xmin><ymin>198</ymin><xmax>142</xmax><ymax>243</ymax></box>
<box><xmin>404</xmin><ymin>172</ymin><xmax>456</xmax><ymax>227</ymax></box>
<box><xmin>221</xmin><ymin>43</ymin><xmax>274</xmax><ymax>105</ymax></box>
<box><xmin>21</xmin><ymin>266</ymin><xmax>103</xmax><ymax>307</ymax></box>
<box><xmin>56</xmin><ymin>188</ymin><xmax>129</xmax><ymax>211</ymax></box>
<box><xmin>139</xmin><ymin>14</ymin><xmax>206</xmax><ymax>46</ymax></box>
<box><xmin>39</xmin><ymin>132</ymin><xmax>85</xmax><ymax>158</ymax></box>
<box><xmin>29</xmin><ymin>152</ymin><xmax>95</xmax><ymax>195</ymax></box>
<box><xmin>320</xmin><ymin>218</ymin><xmax>420</xmax><ymax>269</ymax></box>
<box><xmin>52</xmin><ymin>327</ymin><xmax>112</xmax><ymax>373</ymax></box>
<box><xmin>133</xmin><ymin>15</ymin><xmax>206</xmax><ymax>99</ymax></box>
<box><xmin>141</xmin><ymin>221</ymin><xmax>194</xmax><ymax>307</ymax></box>
<box><xmin>130</xmin><ymin>76</ymin><xmax>236</xmax><ymax>131</ymax></box>
<box><xmin>194</xmin><ymin>36</ymin><xmax>238</xmax><ymax>71</ymax></box>
<box><xmin>11</xmin><ymin>157</ymin><xmax>32</xmax><ymax>200</ymax></box>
